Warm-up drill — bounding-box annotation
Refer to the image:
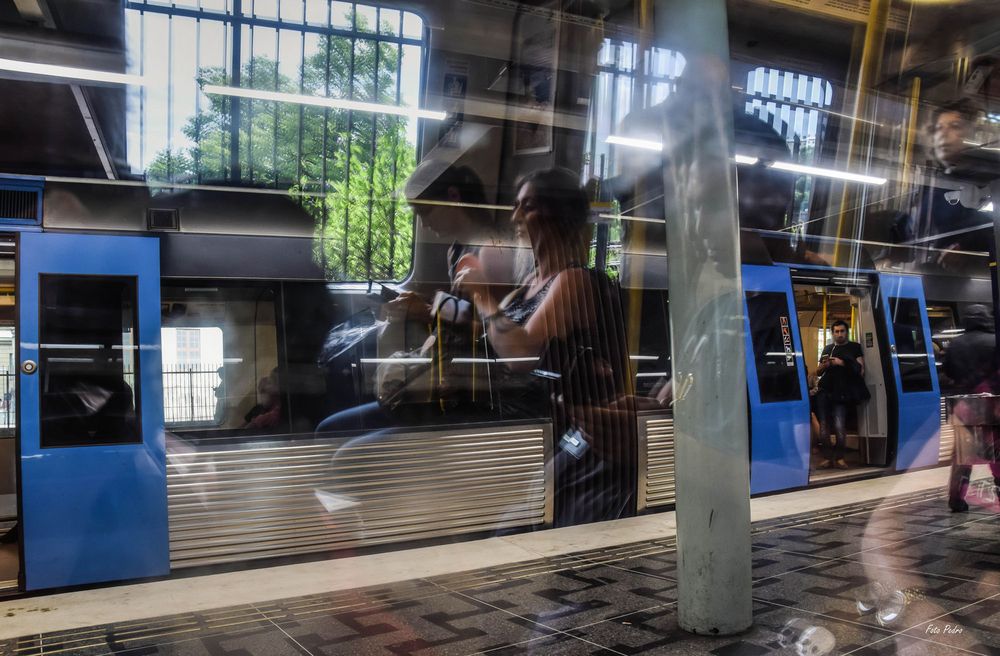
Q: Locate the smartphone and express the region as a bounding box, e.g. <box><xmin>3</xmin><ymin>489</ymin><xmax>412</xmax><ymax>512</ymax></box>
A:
<box><xmin>559</xmin><ymin>428</ymin><xmax>589</xmax><ymax>460</ymax></box>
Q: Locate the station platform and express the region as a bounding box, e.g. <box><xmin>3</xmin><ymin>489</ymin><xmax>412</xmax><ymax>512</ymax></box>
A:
<box><xmin>1</xmin><ymin>466</ymin><xmax>998</xmax><ymax>655</ymax></box>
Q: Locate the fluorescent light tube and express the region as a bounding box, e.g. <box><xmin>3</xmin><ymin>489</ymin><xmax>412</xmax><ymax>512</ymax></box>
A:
<box><xmin>608</xmin><ymin>138</ymin><xmax>759</xmax><ymax>165</ymax></box>
<box><xmin>359</xmin><ymin>357</ymin><xmax>432</xmax><ymax>364</ymax></box>
<box><xmin>597</xmin><ymin>213</ymin><xmax>662</xmax><ymax>224</ymax></box>
<box><xmin>606</xmin><ymin>135</ymin><xmax>664</xmax><ymax>151</ymax></box>
<box><xmin>769</xmin><ymin>161</ymin><xmax>886</xmax><ymax>185</ymax></box>
<box><xmin>0</xmin><ymin>57</ymin><xmax>146</xmax><ymax>86</ymax></box>
<box><xmin>202</xmin><ymin>84</ymin><xmax>446</xmax><ymax>120</ymax></box>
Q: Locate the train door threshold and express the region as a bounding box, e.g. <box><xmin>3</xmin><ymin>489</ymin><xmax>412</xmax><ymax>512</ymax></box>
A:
<box><xmin>809</xmin><ymin>463</ymin><xmax>885</xmax><ymax>485</ymax></box>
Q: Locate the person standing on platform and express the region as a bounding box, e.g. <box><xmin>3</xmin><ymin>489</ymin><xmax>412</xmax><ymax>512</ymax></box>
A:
<box><xmin>816</xmin><ymin>320</ymin><xmax>866</xmax><ymax>470</ymax></box>
<box><xmin>942</xmin><ymin>304</ymin><xmax>1000</xmax><ymax>512</ymax></box>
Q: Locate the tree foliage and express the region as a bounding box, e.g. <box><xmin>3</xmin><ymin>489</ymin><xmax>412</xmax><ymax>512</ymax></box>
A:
<box><xmin>148</xmin><ymin>20</ymin><xmax>417</xmax><ymax>281</ymax></box>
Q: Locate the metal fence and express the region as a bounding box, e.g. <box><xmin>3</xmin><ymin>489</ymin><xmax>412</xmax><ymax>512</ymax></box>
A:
<box><xmin>0</xmin><ymin>371</ymin><xmax>12</xmax><ymax>429</ymax></box>
<box><xmin>163</xmin><ymin>364</ymin><xmax>224</xmax><ymax>426</ymax></box>
<box><xmin>0</xmin><ymin>366</ymin><xmax>222</xmax><ymax>429</ymax></box>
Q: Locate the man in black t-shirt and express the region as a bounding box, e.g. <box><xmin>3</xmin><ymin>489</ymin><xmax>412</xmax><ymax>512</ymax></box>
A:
<box><xmin>816</xmin><ymin>320</ymin><xmax>866</xmax><ymax>469</ymax></box>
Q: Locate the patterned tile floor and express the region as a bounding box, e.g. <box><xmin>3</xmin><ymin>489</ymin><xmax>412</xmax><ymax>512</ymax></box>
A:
<box><xmin>3</xmin><ymin>488</ymin><xmax>999</xmax><ymax>655</ymax></box>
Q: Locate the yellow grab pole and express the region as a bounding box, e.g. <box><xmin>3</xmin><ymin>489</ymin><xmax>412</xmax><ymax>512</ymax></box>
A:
<box><xmin>832</xmin><ymin>0</ymin><xmax>890</xmax><ymax>266</ymax></box>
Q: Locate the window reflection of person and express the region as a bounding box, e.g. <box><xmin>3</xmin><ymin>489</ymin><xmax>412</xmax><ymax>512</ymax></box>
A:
<box><xmin>388</xmin><ymin>164</ymin><xmax>511</xmax><ymax>328</ymax></box>
<box><xmin>908</xmin><ymin>99</ymin><xmax>987</xmax><ymax>269</ymax></box>
<box><xmin>243</xmin><ymin>369</ymin><xmax>283</xmax><ymax>431</ymax></box>
<box><xmin>42</xmin><ymin>342</ymin><xmax>139</xmax><ymax>448</ymax></box>
<box><xmin>455</xmin><ymin>168</ymin><xmax>635</xmax><ymax>526</ymax></box>
<box><xmin>815</xmin><ymin>320</ymin><xmax>865</xmax><ymax>470</ymax></box>
<box><xmin>317</xmin><ymin>165</ymin><xmax>509</xmax><ymax>432</ymax></box>
<box><xmin>942</xmin><ymin>304</ymin><xmax>1000</xmax><ymax>512</ymax></box>
<box><xmin>733</xmin><ymin>112</ymin><xmax>827</xmax><ymax>266</ymax></box>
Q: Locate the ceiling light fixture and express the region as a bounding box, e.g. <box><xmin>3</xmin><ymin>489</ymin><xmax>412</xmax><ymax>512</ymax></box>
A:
<box><xmin>0</xmin><ymin>57</ymin><xmax>145</xmax><ymax>86</ymax></box>
<box><xmin>202</xmin><ymin>84</ymin><xmax>446</xmax><ymax>120</ymax></box>
<box><xmin>606</xmin><ymin>135</ymin><xmax>664</xmax><ymax>151</ymax></box>
<box><xmin>769</xmin><ymin>161</ymin><xmax>886</xmax><ymax>185</ymax></box>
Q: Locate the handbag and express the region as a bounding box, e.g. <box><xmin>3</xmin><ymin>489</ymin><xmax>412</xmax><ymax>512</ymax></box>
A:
<box><xmin>823</xmin><ymin>346</ymin><xmax>871</xmax><ymax>404</ymax></box>
<box><xmin>374</xmin><ymin>301</ymin><xmax>493</xmax><ymax>412</ymax></box>
<box><xmin>375</xmin><ymin>334</ymin><xmax>437</xmax><ymax>411</ymax></box>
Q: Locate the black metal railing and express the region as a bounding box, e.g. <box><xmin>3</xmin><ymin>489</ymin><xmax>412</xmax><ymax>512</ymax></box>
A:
<box><xmin>0</xmin><ymin>365</ymin><xmax>224</xmax><ymax>429</ymax></box>
<box><xmin>163</xmin><ymin>364</ymin><xmax>225</xmax><ymax>426</ymax></box>
<box><xmin>0</xmin><ymin>371</ymin><xmax>13</xmax><ymax>429</ymax></box>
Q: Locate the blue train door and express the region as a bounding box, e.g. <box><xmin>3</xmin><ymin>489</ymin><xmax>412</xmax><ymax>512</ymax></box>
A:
<box><xmin>743</xmin><ymin>265</ymin><xmax>811</xmax><ymax>494</ymax></box>
<box><xmin>18</xmin><ymin>232</ymin><xmax>166</xmax><ymax>590</ymax></box>
<box><xmin>878</xmin><ymin>274</ymin><xmax>940</xmax><ymax>470</ymax></box>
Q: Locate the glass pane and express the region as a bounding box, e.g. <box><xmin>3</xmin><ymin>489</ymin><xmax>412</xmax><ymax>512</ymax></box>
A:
<box><xmin>252</xmin><ymin>0</ymin><xmax>278</xmax><ymax>19</ymax></box>
<box><xmin>889</xmin><ymin>296</ymin><xmax>934</xmax><ymax>393</ymax></box>
<box><xmin>161</xmin><ymin>285</ymin><xmax>284</xmax><ymax>437</ymax></box>
<box><xmin>746</xmin><ymin>291</ymin><xmax>802</xmax><ymax>403</ymax></box>
<box><xmin>199</xmin><ymin>0</ymin><xmax>228</xmax><ymax>13</ymax></box>
<box><xmin>330</xmin><ymin>1</ymin><xmax>353</xmax><ymax>29</ymax></box>
<box><xmin>401</xmin><ymin>10</ymin><xmax>422</xmax><ymax>39</ymax></box>
<box><xmin>39</xmin><ymin>276</ymin><xmax>141</xmax><ymax>448</ymax></box>
<box><xmin>0</xmin><ymin>328</ymin><xmax>14</xmax><ymax>430</ymax></box>
<box><xmin>279</xmin><ymin>0</ymin><xmax>304</xmax><ymax>23</ymax></box>
<box><xmin>161</xmin><ymin>327</ymin><xmax>225</xmax><ymax>426</ymax></box>
<box><xmin>355</xmin><ymin>4</ymin><xmax>376</xmax><ymax>32</ymax></box>
<box><xmin>305</xmin><ymin>0</ymin><xmax>328</xmax><ymax>25</ymax></box>
<box><xmin>379</xmin><ymin>8</ymin><xmax>400</xmax><ymax>36</ymax></box>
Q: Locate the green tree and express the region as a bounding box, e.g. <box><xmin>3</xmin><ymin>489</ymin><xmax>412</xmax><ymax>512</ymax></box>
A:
<box><xmin>148</xmin><ymin>21</ymin><xmax>417</xmax><ymax>281</ymax></box>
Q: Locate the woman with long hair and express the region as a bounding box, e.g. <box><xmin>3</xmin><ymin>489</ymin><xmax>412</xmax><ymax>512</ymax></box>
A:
<box><xmin>456</xmin><ymin>168</ymin><xmax>636</xmax><ymax>526</ymax></box>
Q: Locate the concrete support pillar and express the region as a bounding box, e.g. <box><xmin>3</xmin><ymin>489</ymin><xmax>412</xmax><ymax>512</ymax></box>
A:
<box><xmin>654</xmin><ymin>0</ymin><xmax>753</xmax><ymax>636</ymax></box>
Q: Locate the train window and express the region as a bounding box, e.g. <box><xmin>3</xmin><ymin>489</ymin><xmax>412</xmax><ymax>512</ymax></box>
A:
<box><xmin>161</xmin><ymin>327</ymin><xmax>225</xmax><ymax>426</ymax></box>
<box><xmin>161</xmin><ymin>285</ymin><xmax>283</xmax><ymax>436</ymax></box>
<box><xmin>0</xmin><ymin>328</ymin><xmax>13</xmax><ymax>432</ymax></box>
<box><xmin>38</xmin><ymin>276</ymin><xmax>141</xmax><ymax>448</ymax></box>
<box><xmin>125</xmin><ymin>1</ymin><xmax>427</xmax><ymax>283</ymax></box>
<box><xmin>889</xmin><ymin>296</ymin><xmax>934</xmax><ymax>393</ymax></box>
<box><xmin>746</xmin><ymin>291</ymin><xmax>802</xmax><ymax>404</ymax></box>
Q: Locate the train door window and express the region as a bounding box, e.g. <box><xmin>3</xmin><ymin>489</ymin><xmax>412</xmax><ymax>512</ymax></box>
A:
<box><xmin>161</xmin><ymin>285</ymin><xmax>282</xmax><ymax>436</ymax></box>
<box><xmin>746</xmin><ymin>291</ymin><xmax>802</xmax><ymax>403</ymax></box>
<box><xmin>38</xmin><ymin>276</ymin><xmax>141</xmax><ymax>448</ymax></box>
<box><xmin>889</xmin><ymin>296</ymin><xmax>933</xmax><ymax>393</ymax></box>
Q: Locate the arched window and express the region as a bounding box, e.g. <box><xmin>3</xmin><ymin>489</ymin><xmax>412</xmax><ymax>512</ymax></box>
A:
<box><xmin>585</xmin><ymin>38</ymin><xmax>686</xmax><ymax>178</ymax></box>
<box><xmin>125</xmin><ymin>1</ymin><xmax>428</xmax><ymax>281</ymax></box>
<box><xmin>744</xmin><ymin>67</ymin><xmax>834</xmax><ymax>224</ymax></box>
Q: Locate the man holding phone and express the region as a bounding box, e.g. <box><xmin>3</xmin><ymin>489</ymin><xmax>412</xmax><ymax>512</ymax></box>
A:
<box><xmin>816</xmin><ymin>320</ymin><xmax>866</xmax><ymax>470</ymax></box>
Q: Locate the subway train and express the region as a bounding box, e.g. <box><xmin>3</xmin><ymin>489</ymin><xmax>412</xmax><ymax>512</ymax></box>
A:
<box><xmin>0</xmin><ymin>0</ymin><xmax>998</xmax><ymax>595</ymax></box>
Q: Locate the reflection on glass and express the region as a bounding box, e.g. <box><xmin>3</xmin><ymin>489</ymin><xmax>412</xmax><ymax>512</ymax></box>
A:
<box><xmin>161</xmin><ymin>285</ymin><xmax>283</xmax><ymax>437</ymax></box>
<box><xmin>39</xmin><ymin>277</ymin><xmax>140</xmax><ymax>448</ymax></box>
<box><xmin>889</xmin><ymin>296</ymin><xmax>933</xmax><ymax>393</ymax></box>
<box><xmin>746</xmin><ymin>291</ymin><xmax>802</xmax><ymax>403</ymax></box>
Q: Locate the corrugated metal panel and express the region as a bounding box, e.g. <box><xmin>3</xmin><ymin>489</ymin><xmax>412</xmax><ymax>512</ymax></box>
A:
<box><xmin>638</xmin><ymin>414</ymin><xmax>675</xmax><ymax>510</ymax></box>
<box><xmin>939</xmin><ymin>397</ymin><xmax>955</xmax><ymax>464</ymax></box>
<box><xmin>167</xmin><ymin>424</ymin><xmax>552</xmax><ymax>568</ymax></box>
